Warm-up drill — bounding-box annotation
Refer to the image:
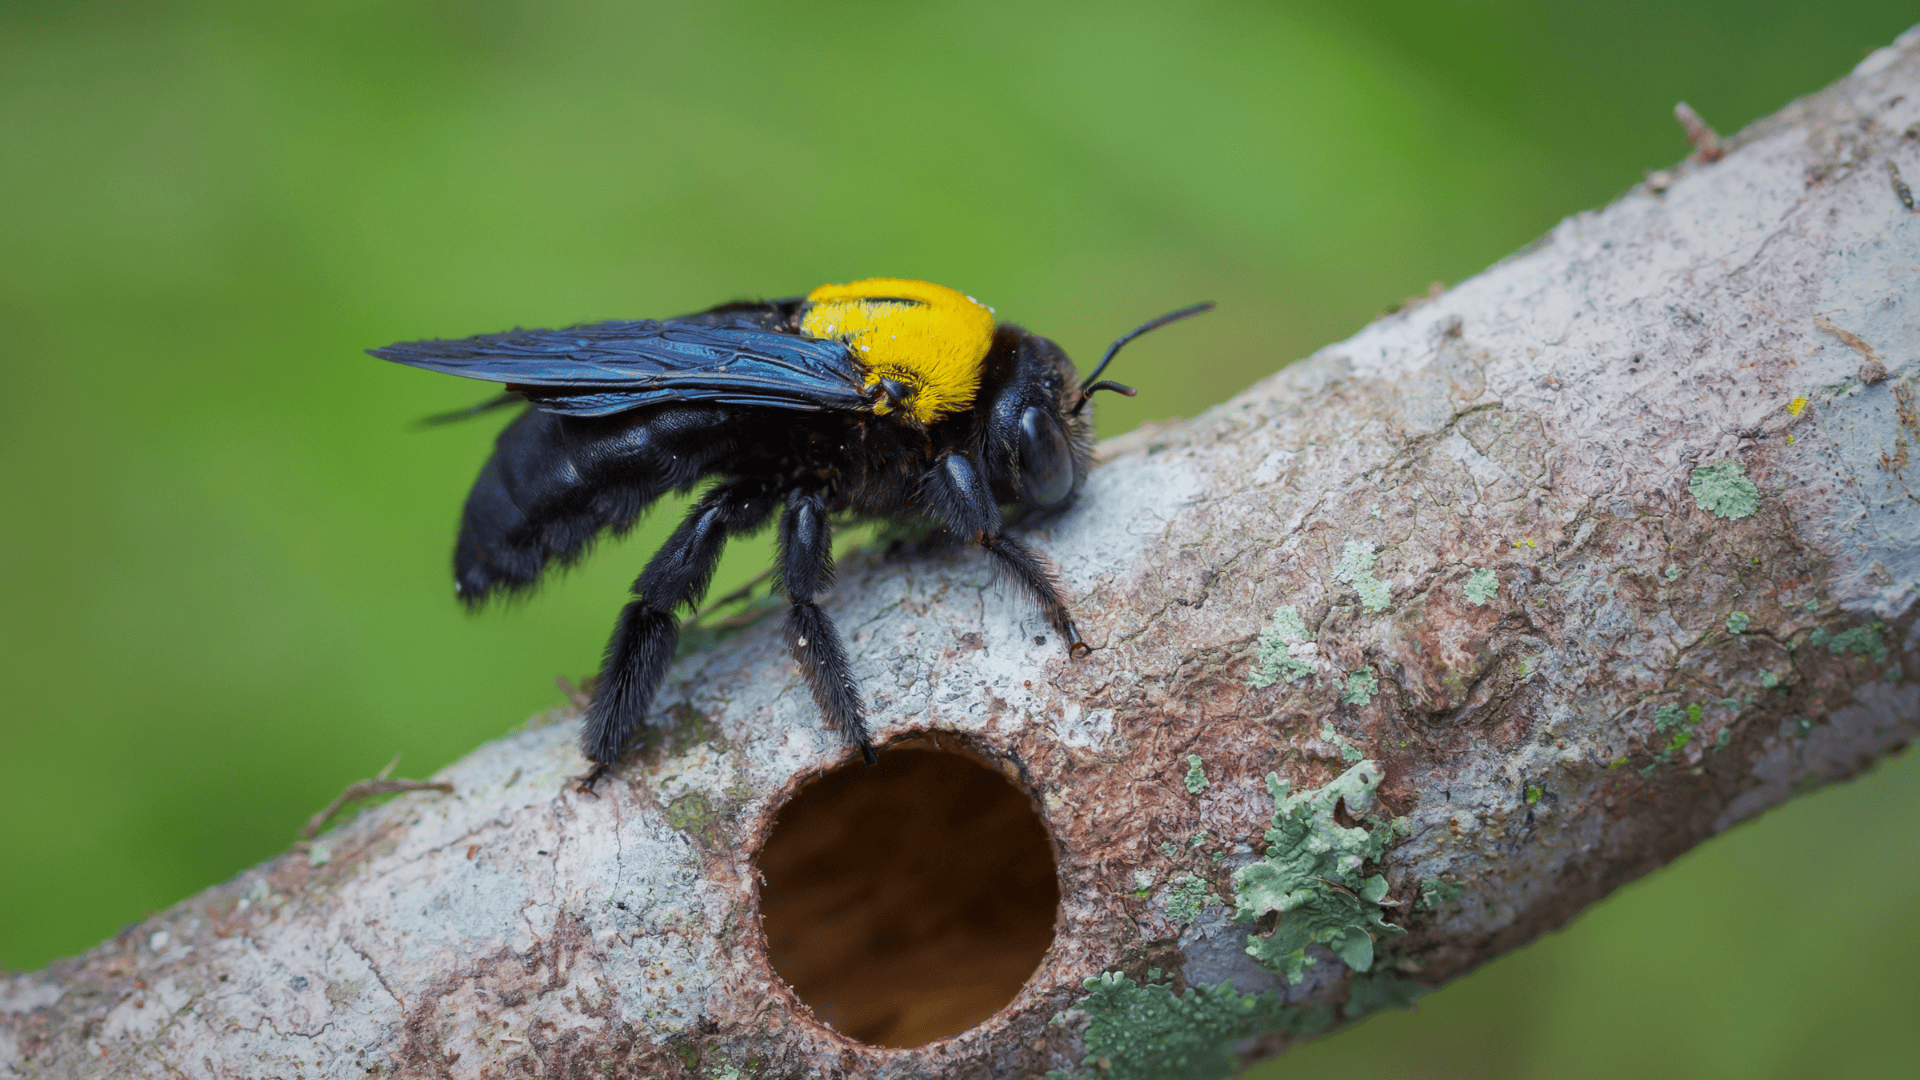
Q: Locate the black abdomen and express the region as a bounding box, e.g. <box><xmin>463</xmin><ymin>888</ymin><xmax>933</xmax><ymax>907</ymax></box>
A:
<box><xmin>454</xmin><ymin>405</ymin><xmax>743</xmax><ymax>601</ymax></box>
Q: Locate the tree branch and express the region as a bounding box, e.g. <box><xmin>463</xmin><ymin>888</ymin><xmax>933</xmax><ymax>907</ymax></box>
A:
<box><xmin>6</xmin><ymin>26</ymin><xmax>1920</xmax><ymax>1080</ymax></box>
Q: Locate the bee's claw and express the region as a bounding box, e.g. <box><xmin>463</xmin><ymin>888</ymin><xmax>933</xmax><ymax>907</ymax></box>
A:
<box><xmin>1065</xmin><ymin>622</ymin><xmax>1090</xmax><ymax>658</ymax></box>
<box><xmin>574</xmin><ymin>762</ymin><xmax>610</xmax><ymax>795</ymax></box>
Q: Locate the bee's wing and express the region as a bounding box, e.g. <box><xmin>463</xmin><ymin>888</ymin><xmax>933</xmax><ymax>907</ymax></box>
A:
<box><xmin>369</xmin><ymin>320</ymin><xmax>870</xmax><ymax>417</ymax></box>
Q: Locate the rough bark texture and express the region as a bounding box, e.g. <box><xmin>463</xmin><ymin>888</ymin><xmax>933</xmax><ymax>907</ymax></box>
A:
<box><xmin>6</xmin><ymin>27</ymin><xmax>1920</xmax><ymax>1080</ymax></box>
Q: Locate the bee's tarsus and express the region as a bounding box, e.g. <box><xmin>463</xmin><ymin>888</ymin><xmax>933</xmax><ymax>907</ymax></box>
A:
<box><xmin>581</xmin><ymin>480</ymin><xmax>777</xmax><ymax>767</ymax></box>
<box><xmin>575</xmin><ymin>761</ymin><xmax>610</xmax><ymax>794</ymax></box>
<box><xmin>781</xmin><ymin>490</ymin><xmax>870</xmax><ymax>753</ymax></box>
<box><xmin>924</xmin><ymin>453</ymin><xmax>1083</xmax><ymax>664</ymax></box>
<box><xmin>1064</xmin><ymin>623</ymin><xmax>1090</xmax><ymax>658</ymax></box>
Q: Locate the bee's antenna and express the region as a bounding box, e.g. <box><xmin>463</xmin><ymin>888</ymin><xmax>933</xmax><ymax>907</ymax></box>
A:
<box><xmin>1074</xmin><ymin>301</ymin><xmax>1214</xmax><ymax>415</ymax></box>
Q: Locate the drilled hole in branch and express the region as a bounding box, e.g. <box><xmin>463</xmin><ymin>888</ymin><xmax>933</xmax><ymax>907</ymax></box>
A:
<box><xmin>754</xmin><ymin>740</ymin><xmax>1060</xmax><ymax>1048</ymax></box>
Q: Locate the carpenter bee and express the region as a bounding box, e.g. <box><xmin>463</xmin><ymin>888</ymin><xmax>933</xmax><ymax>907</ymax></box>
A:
<box><xmin>372</xmin><ymin>279</ymin><xmax>1209</xmax><ymax>780</ymax></box>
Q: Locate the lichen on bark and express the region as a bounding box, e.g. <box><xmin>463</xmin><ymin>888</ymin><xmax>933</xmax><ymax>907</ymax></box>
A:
<box><xmin>1044</xmin><ymin>972</ymin><xmax>1331</xmax><ymax>1080</ymax></box>
<box><xmin>1229</xmin><ymin>763</ymin><xmax>1409</xmax><ymax>984</ymax></box>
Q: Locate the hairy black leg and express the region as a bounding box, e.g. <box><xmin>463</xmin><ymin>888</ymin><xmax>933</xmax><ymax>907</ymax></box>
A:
<box><xmin>982</xmin><ymin>533</ymin><xmax>1084</xmax><ymax>655</ymax></box>
<box><xmin>580</xmin><ymin>480</ymin><xmax>776</xmax><ymax>772</ymax></box>
<box><xmin>778</xmin><ymin>490</ymin><xmax>874</xmax><ymax>764</ymax></box>
<box><xmin>921</xmin><ymin>453</ymin><xmax>1087</xmax><ymax>656</ymax></box>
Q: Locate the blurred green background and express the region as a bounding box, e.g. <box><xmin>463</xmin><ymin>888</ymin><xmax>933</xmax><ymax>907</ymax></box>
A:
<box><xmin>2</xmin><ymin>1</ymin><xmax>1914</xmax><ymax>1075</ymax></box>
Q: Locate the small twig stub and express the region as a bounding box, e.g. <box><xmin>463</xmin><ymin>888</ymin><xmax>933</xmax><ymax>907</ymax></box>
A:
<box><xmin>300</xmin><ymin>755</ymin><xmax>454</xmax><ymax>839</ymax></box>
<box><xmin>1674</xmin><ymin>101</ymin><xmax>1724</xmax><ymax>161</ymax></box>
<box><xmin>1890</xmin><ymin>159</ymin><xmax>1915</xmax><ymax>211</ymax></box>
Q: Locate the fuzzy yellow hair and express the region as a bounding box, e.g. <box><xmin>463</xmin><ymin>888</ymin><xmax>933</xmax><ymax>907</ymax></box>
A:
<box><xmin>800</xmin><ymin>278</ymin><xmax>995</xmax><ymax>424</ymax></box>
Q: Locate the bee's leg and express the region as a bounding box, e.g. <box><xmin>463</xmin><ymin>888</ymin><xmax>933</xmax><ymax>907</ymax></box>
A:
<box><xmin>580</xmin><ymin>480</ymin><xmax>776</xmax><ymax>773</ymax></box>
<box><xmin>922</xmin><ymin>454</ymin><xmax>1088</xmax><ymax>657</ymax></box>
<box><xmin>778</xmin><ymin>489</ymin><xmax>874</xmax><ymax>764</ymax></box>
<box><xmin>981</xmin><ymin>532</ymin><xmax>1087</xmax><ymax>656</ymax></box>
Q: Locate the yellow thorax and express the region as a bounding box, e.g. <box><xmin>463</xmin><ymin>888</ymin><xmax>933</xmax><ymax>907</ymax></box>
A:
<box><xmin>800</xmin><ymin>278</ymin><xmax>995</xmax><ymax>425</ymax></box>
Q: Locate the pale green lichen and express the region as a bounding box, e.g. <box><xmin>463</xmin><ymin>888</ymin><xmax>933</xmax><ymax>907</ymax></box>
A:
<box><xmin>1318</xmin><ymin>722</ymin><xmax>1364</xmax><ymax>762</ymax></box>
<box><xmin>1333</xmin><ymin>540</ymin><xmax>1392</xmax><ymax>613</ymax></box>
<box><xmin>1048</xmin><ymin>971</ymin><xmax>1332</xmax><ymax>1080</ymax></box>
<box><xmin>1688</xmin><ymin>461</ymin><xmax>1760</xmax><ymax>519</ymax></box>
<box><xmin>1184</xmin><ymin>755</ymin><xmax>1209</xmax><ymax>794</ymax></box>
<box><xmin>1726</xmin><ymin>611</ymin><xmax>1750</xmax><ymax>634</ymax></box>
<box><xmin>1653</xmin><ymin>702</ymin><xmax>1701</xmax><ymax>733</ymax></box>
<box><xmin>1665</xmin><ymin>565</ymin><xmax>1681</xmax><ymax>582</ymax></box>
<box><xmin>1249</xmin><ymin>605</ymin><xmax>1316</xmax><ymax>687</ymax></box>
<box><xmin>1232</xmin><ymin>761</ymin><xmax>1409</xmax><ymax>984</ymax></box>
<box><xmin>1417</xmin><ymin>876</ymin><xmax>1462</xmax><ymax>911</ymax></box>
<box><xmin>1826</xmin><ymin>623</ymin><xmax>1889</xmax><ymax>663</ymax></box>
<box><xmin>1645</xmin><ymin>701</ymin><xmax>1707</xmax><ymax>770</ymax></box>
<box><xmin>1165</xmin><ymin>874</ymin><xmax>1219</xmax><ymax>926</ymax></box>
<box><xmin>1269</xmin><ymin>606</ymin><xmax>1310</xmax><ymax>643</ymax></box>
<box><xmin>1761</xmin><ymin>670</ymin><xmax>1780</xmax><ymax>689</ymax></box>
<box><xmin>1342</xmin><ymin>669</ymin><xmax>1379</xmax><ymax>706</ymax></box>
<box><xmin>1462</xmin><ymin>567</ymin><xmax>1499</xmax><ymax>606</ymax></box>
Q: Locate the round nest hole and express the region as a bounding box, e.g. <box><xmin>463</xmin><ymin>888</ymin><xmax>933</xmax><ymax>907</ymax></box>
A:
<box><xmin>754</xmin><ymin>742</ymin><xmax>1060</xmax><ymax>1048</ymax></box>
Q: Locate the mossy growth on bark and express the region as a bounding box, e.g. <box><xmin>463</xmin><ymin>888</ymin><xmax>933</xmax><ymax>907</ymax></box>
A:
<box><xmin>1046</xmin><ymin>970</ymin><xmax>1331</xmax><ymax>1080</ymax></box>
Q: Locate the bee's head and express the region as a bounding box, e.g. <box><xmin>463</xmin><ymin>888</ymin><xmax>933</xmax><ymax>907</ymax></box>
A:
<box><xmin>978</xmin><ymin>303</ymin><xmax>1213</xmax><ymax>510</ymax></box>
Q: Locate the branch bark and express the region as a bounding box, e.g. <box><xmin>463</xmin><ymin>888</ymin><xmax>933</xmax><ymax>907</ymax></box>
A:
<box><xmin>7</xmin><ymin>27</ymin><xmax>1920</xmax><ymax>1080</ymax></box>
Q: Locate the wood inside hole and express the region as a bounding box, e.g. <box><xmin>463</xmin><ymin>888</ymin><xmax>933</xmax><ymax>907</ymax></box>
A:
<box><xmin>755</xmin><ymin>743</ymin><xmax>1060</xmax><ymax>1048</ymax></box>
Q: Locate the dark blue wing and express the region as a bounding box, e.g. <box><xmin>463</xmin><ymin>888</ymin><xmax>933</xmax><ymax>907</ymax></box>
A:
<box><xmin>369</xmin><ymin>319</ymin><xmax>870</xmax><ymax>417</ymax></box>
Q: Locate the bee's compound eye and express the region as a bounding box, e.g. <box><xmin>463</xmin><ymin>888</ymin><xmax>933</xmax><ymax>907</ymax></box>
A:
<box><xmin>1017</xmin><ymin>406</ymin><xmax>1074</xmax><ymax>507</ymax></box>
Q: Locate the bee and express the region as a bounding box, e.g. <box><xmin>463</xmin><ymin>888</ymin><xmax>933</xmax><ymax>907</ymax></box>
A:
<box><xmin>372</xmin><ymin>279</ymin><xmax>1210</xmax><ymax>781</ymax></box>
